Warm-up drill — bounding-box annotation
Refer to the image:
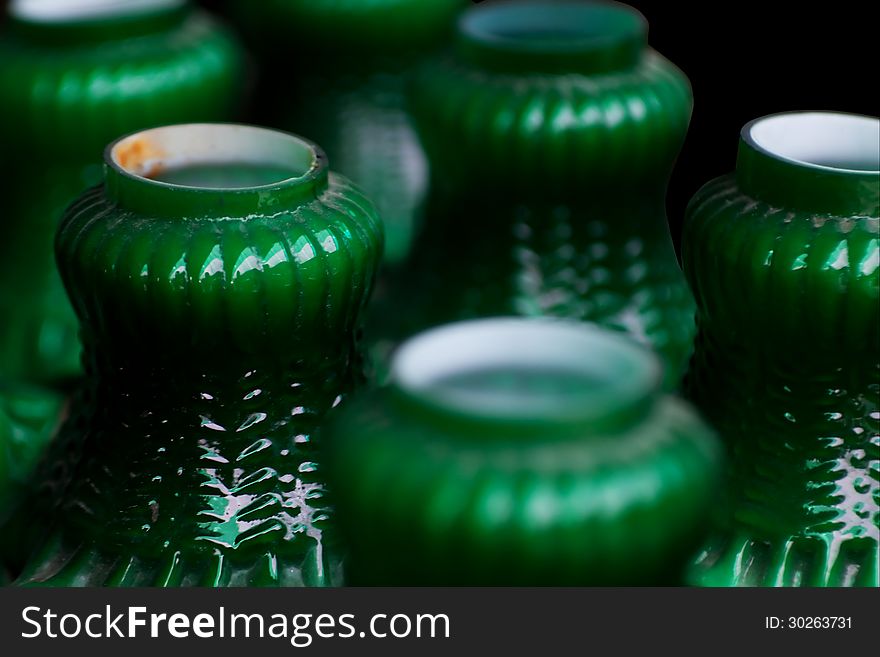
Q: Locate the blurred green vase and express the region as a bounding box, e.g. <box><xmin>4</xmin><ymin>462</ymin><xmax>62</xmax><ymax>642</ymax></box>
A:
<box><xmin>230</xmin><ymin>0</ymin><xmax>466</xmax><ymax>267</ymax></box>
<box><xmin>17</xmin><ymin>124</ymin><xmax>383</xmax><ymax>586</ymax></box>
<box><xmin>0</xmin><ymin>0</ymin><xmax>245</xmax><ymax>385</ymax></box>
<box><xmin>325</xmin><ymin>318</ymin><xmax>722</xmax><ymax>585</ymax></box>
<box><xmin>0</xmin><ymin>383</ymin><xmax>64</xmax><ymax>528</ymax></box>
<box><xmin>684</xmin><ymin>112</ymin><xmax>880</xmax><ymax>587</ymax></box>
<box><xmin>0</xmin><ymin>380</ymin><xmax>66</xmax><ymax>573</ymax></box>
<box><xmin>379</xmin><ymin>0</ymin><xmax>695</xmax><ymax>386</ymax></box>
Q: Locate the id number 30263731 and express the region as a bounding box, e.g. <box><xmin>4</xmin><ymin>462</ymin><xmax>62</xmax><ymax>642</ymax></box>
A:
<box><xmin>764</xmin><ymin>617</ymin><xmax>852</xmax><ymax>630</ymax></box>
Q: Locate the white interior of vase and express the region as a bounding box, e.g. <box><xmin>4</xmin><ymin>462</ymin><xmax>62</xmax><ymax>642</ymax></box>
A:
<box><xmin>750</xmin><ymin>112</ymin><xmax>880</xmax><ymax>173</ymax></box>
<box><xmin>10</xmin><ymin>0</ymin><xmax>184</xmax><ymax>22</ymax></box>
<box><xmin>392</xmin><ymin>318</ymin><xmax>657</xmax><ymax>423</ymax></box>
<box><xmin>109</xmin><ymin>124</ymin><xmax>316</xmax><ymax>189</ymax></box>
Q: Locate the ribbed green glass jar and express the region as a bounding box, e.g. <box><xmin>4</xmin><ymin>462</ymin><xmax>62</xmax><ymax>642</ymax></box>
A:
<box><xmin>325</xmin><ymin>318</ymin><xmax>722</xmax><ymax>585</ymax></box>
<box><xmin>230</xmin><ymin>0</ymin><xmax>465</xmax><ymax>267</ymax></box>
<box><xmin>0</xmin><ymin>0</ymin><xmax>245</xmax><ymax>384</ymax></box>
<box><xmin>16</xmin><ymin>124</ymin><xmax>383</xmax><ymax>587</ymax></box>
<box><xmin>684</xmin><ymin>112</ymin><xmax>880</xmax><ymax>587</ymax></box>
<box><xmin>378</xmin><ymin>1</ymin><xmax>695</xmax><ymax>387</ymax></box>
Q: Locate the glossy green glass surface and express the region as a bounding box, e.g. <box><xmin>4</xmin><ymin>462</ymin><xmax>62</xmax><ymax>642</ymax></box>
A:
<box><xmin>231</xmin><ymin>0</ymin><xmax>465</xmax><ymax>266</ymax></box>
<box><xmin>325</xmin><ymin>319</ymin><xmax>722</xmax><ymax>585</ymax></box>
<box><xmin>0</xmin><ymin>0</ymin><xmax>245</xmax><ymax>384</ymax></box>
<box><xmin>15</xmin><ymin>124</ymin><xmax>383</xmax><ymax>587</ymax></box>
<box><xmin>684</xmin><ymin>112</ymin><xmax>880</xmax><ymax>587</ymax></box>
<box><xmin>374</xmin><ymin>1</ymin><xmax>695</xmax><ymax>386</ymax></box>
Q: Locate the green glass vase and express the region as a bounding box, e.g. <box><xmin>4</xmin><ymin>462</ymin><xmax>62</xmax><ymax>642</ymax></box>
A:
<box><xmin>0</xmin><ymin>383</ymin><xmax>64</xmax><ymax>528</ymax></box>
<box><xmin>16</xmin><ymin>124</ymin><xmax>383</xmax><ymax>587</ymax></box>
<box><xmin>684</xmin><ymin>112</ymin><xmax>880</xmax><ymax>587</ymax></box>
<box><xmin>377</xmin><ymin>0</ymin><xmax>695</xmax><ymax>386</ymax></box>
<box><xmin>230</xmin><ymin>0</ymin><xmax>465</xmax><ymax>267</ymax></box>
<box><xmin>325</xmin><ymin>318</ymin><xmax>722</xmax><ymax>585</ymax></box>
<box><xmin>0</xmin><ymin>380</ymin><xmax>67</xmax><ymax>574</ymax></box>
<box><xmin>0</xmin><ymin>0</ymin><xmax>245</xmax><ymax>385</ymax></box>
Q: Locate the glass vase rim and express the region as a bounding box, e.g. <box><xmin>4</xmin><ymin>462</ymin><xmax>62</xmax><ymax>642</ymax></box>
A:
<box><xmin>741</xmin><ymin>110</ymin><xmax>880</xmax><ymax>177</ymax></box>
<box><xmin>9</xmin><ymin>0</ymin><xmax>185</xmax><ymax>24</ymax></box>
<box><xmin>388</xmin><ymin>317</ymin><xmax>661</xmax><ymax>434</ymax></box>
<box><xmin>455</xmin><ymin>0</ymin><xmax>647</xmax><ymax>74</ymax></box>
<box><xmin>103</xmin><ymin>123</ymin><xmax>330</xmax><ymax>218</ymax></box>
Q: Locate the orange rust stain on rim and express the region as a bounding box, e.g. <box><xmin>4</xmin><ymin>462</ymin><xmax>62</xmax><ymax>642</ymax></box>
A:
<box><xmin>113</xmin><ymin>137</ymin><xmax>168</xmax><ymax>178</ymax></box>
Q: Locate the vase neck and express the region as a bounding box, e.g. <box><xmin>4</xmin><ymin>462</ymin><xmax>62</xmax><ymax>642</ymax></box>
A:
<box><xmin>7</xmin><ymin>0</ymin><xmax>189</xmax><ymax>45</ymax></box>
<box><xmin>735</xmin><ymin>112</ymin><xmax>880</xmax><ymax>215</ymax></box>
<box><xmin>455</xmin><ymin>1</ymin><xmax>647</xmax><ymax>74</ymax></box>
<box><xmin>104</xmin><ymin>124</ymin><xmax>330</xmax><ymax>218</ymax></box>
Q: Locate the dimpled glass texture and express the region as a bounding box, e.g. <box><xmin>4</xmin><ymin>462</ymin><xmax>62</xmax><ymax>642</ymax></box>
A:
<box><xmin>685</xmin><ymin>112</ymin><xmax>880</xmax><ymax>587</ymax></box>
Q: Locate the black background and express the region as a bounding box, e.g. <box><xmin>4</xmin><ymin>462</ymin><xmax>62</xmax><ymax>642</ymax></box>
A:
<box><xmin>627</xmin><ymin>1</ymin><xmax>878</xmax><ymax>242</ymax></box>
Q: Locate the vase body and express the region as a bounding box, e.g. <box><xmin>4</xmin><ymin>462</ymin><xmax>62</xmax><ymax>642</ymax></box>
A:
<box><xmin>325</xmin><ymin>318</ymin><xmax>722</xmax><ymax>585</ymax></box>
<box><xmin>0</xmin><ymin>0</ymin><xmax>245</xmax><ymax>384</ymax></box>
<box><xmin>16</xmin><ymin>124</ymin><xmax>383</xmax><ymax>586</ymax></box>
<box><xmin>376</xmin><ymin>1</ymin><xmax>694</xmax><ymax>386</ymax></box>
<box><xmin>685</xmin><ymin>112</ymin><xmax>880</xmax><ymax>587</ymax></box>
<box><xmin>231</xmin><ymin>0</ymin><xmax>465</xmax><ymax>267</ymax></box>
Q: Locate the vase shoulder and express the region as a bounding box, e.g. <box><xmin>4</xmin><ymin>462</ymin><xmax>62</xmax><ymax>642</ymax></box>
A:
<box><xmin>58</xmin><ymin>171</ymin><xmax>383</xmax><ymax>360</ymax></box>
<box><xmin>412</xmin><ymin>51</ymin><xmax>692</xmax><ymax>189</ymax></box>
<box><xmin>684</xmin><ymin>174</ymin><xmax>879</xmax><ymax>353</ymax></box>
